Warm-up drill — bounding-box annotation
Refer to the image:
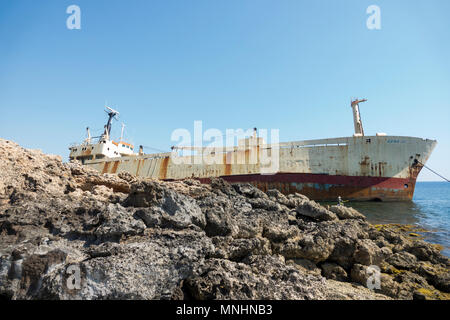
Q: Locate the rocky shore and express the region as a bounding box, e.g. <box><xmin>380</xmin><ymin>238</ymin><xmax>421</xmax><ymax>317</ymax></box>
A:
<box><xmin>0</xmin><ymin>138</ymin><xmax>449</xmax><ymax>300</ymax></box>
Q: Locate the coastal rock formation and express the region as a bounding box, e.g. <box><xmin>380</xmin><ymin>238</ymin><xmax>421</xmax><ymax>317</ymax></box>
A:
<box><xmin>0</xmin><ymin>138</ymin><xmax>449</xmax><ymax>300</ymax></box>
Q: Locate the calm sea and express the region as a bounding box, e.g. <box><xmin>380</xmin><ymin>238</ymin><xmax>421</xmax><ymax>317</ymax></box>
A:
<box><xmin>348</xmin><ymin>182</ymin><xmax>450</xmax><ymax>257</ymax></box>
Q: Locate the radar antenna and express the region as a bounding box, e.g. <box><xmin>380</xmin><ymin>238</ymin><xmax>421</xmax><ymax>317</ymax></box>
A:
<box><xmin>103</xmin><ymin>106</ymin><xmax>120</xmax><ymax>140</ymax></box>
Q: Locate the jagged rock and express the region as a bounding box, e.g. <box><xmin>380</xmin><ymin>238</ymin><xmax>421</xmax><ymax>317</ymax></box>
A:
<box><xmin>39</xmin><ymin>230</ymin><xmax>214</xmax><ymax>300</ymax></box>
<box><xmin>184</xmin><ymin>255</ymin><xmax>330</xmax><ymax>300</ymax></box>
<box><xmin>414</xmin><ymin>261</ymin><xmax>450</xmax><ymax>292</ymax></box>
<box><xmin>329</xmin><ymin>205</ymin><xmax>366</xmax><ymax>220</ymax></box>
<box><xmin>296</xmin><ymin>201</ymin><xmax>338</xmax><ymax>221</ymax></box>
<box><xmin>126</xmin><ymin>180</ymin><xmax>206</xmax><ymax>230</ymax></box>
<box><xmin>211</xmin><ymin>237</ymin><xmax>272</xmax><ymax>261</ymax></box>
<box><xmin>95</xmin><ymin>204</ymin><xmax>146</xmax><ymax>240</ymax></box>
<box><xmin>200</xmin><ymin>195</ymin><xmax>239</xmax><ymax>237</ymax></box>
<box><xmin>353</xmin><ymin>239</ymin><xmax>384</xmax><ymax>266</ymax></box>
<box><xmin>404</xmin><ymin>240</ymin><xmax>448</xmax><ymax>264</ymax></box>
<box><xmin>233</xmin><ymin>183</ymin><xmax>268</xmax><ymax>199</ymax></box>
<box><xmin>387</xmin><ymin>252</ymin><xmax>418</xmax><ymax>270</ymax></box>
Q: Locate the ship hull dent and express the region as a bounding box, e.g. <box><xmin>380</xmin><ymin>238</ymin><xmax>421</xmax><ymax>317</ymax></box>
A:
<box><xmin>197</xmin><ymin>172</ymin><xmax>418</xmax><ymax>202</ymax></box>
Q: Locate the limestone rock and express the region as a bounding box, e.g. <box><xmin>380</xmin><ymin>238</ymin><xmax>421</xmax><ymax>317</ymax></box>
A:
<box><xmin>296</xmin><ymin>201</ymin><xmax>338</xmax><ymax>221</ymax></box>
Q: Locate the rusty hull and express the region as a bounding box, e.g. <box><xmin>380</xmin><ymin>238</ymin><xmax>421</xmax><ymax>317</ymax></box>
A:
<box><xmin>86</xmin><ymin>135</ymin><xmax>436</xmax><ymax>202</ymax></box>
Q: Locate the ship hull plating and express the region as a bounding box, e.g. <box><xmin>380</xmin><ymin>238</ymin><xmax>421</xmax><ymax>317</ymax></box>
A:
<box><xmin>83</xmin><ymin>135</ymin><xmax>437</xmax><ymax>202</ymax></box>
<box><xmin>198</xmin><ymin>173</ymin><xmax>418</xmax><ymax>201</ymax></box>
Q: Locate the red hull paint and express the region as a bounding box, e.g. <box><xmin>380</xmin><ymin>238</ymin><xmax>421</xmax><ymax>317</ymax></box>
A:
<box><xmin>197</xmin><ymin>173</ymin><xmax>417</xmax><ymax>201</ymax></box>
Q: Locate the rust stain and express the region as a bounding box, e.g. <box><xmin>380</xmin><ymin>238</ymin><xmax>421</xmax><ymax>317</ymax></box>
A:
<box><xmin>111</xmin><ymin>161</ymin><xmax>119</xmax><ymax>174</ymax></box>
<box><xmin>136</xmin><ymin>159</ymin><xmax>143</xmax><ymax>176</ymax></box>
<box><xmin>225</xmin><ymin>164</ymin><xmax>231</xmax><ymax>176</ymax></box>
<box><xmin>102</xmin><ymin>162</ymin><xmax>110</xmax><ymax>174</ymax></box>
<box><xmin>223</xmin><ymin>152</ymin><xmax>233</xmax><ymax>176</ymax></box>
<box><xmin>378</xmin><ymin>162</ymin><xmax>386</xmax><ymax>177</ymax></box>
<box><xmin>360</xmin><ymin>156</ymin><xmax>370</xmax><ymax>166</ymax></box>
<box><xmin>407</xmin><ymin>159</ymin><xmax>423</xmax><ymax>196</ymax></box>
<box><xmin>359</xmin><ymin>156</ymin><xmax>371</xmax><ymax>176</ymax></box>
<box><xmin>257</xmin><ymin>145</ymin><xmax>260</xmax><ymax>164</ymax></box>
<box><xmin>223</xmin><ymin>154</ymin><xmax>231</xmax><ymax>176</ymax></box>
<box><xmin>159</xmin><ymin>157</ymin><xmax>169</xmax><ymax>180</ymax></box>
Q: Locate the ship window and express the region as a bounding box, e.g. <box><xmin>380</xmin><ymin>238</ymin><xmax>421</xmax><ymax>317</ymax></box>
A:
<box><xmin>366</xmin><ymin>139</ymin><xmax>371</xmax><ymax>143</ymax></box>
<box><xmin>404</xmin><ymin>184</ymin><xmax>409</xmax><ymax>189</ymax></box>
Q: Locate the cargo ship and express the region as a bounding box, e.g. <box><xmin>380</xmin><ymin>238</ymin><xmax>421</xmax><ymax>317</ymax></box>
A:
<box><xmin>69</xmin><ymin>100</ymin><xmax>437</xmax><ymax>201</ymax></box>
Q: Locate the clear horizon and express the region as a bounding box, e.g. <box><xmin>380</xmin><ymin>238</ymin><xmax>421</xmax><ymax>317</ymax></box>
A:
<box><xmin>1</xmin><ymin>0</ymin><xmax>449</xmax><ymax>182</ymax></box>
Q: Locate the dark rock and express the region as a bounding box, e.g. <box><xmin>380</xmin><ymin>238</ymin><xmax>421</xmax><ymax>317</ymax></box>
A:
<box><xmin>321</xmin><ymin>262</ymin><xmax>348</xmax><ymax>281</ymax></box>
<box><xmin>387</xmin><ymin>252</ymin><xmax>418</xmax><ymax>270</ymax></box>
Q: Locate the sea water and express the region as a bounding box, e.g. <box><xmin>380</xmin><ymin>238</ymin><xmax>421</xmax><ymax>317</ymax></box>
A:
<box><xmin>349</xmin><ymin>182</ymin><xmax>450</xmax><ymax>257</ymax></box>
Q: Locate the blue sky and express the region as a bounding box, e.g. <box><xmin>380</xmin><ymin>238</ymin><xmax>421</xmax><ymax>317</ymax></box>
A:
<box><xmin>1</xmin><ymin>0</ymin><xmax>449</xmax><ymax>181</ymax></box>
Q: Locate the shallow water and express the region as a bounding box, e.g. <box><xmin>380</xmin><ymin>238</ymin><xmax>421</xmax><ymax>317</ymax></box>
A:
<box><xmin>347</xmin><ymin>182</ymin><xmax>450</xmax><ymax>257</ymax></box>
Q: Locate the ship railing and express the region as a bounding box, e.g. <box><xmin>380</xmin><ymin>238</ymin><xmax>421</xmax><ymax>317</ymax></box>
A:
<box><xmin>136</xmin><ymin>152</ymin><xmax>173</xmax><ymax>159</ymax></box>
<box><xmin>278</xmin><ymin>137</ymin><xmax>350</xmax><ymax>148</ymax></box>
<box><xmin>172</xmin><ymin>145</ymin><xmax>269</xmax><ymax>154</ymax></box>
<box><xmin>172</xmin><ymin>137</ymin><xmax>350</xmax><ymax>154</ymax></box>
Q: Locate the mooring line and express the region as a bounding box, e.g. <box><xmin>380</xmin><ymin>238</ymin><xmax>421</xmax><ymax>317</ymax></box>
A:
<box><xmin>416</xmin><ymin>160</ymin><xmax>450</xmax><ymax>182</ymax></box>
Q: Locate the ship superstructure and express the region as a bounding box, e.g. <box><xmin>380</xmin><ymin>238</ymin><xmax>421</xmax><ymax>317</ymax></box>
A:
<box><xmin>69</xmin><ymin>100</ymin><xmax>437</xmax><ymax>201</ymax></box>
<box><xmin>69</xmin><ymin>107</ymin><xmax>136</xmax><ymax>163</ymax></box>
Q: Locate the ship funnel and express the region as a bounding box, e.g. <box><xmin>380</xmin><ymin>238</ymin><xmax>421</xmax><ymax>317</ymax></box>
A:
<box><xmin>351</xmin><ymin>99</ymin><xmax>367</xmax><ymax>136</ymax></box>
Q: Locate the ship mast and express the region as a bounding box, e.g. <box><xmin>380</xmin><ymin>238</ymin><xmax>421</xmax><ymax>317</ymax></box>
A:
<box><xmin>350</xmin><ymin>98</ymin><xmax>367</xmax><ymax>136</ymax></box>
<box><xmin>120</xmin><ymin>123</ymin><xmax>125</xmax><ymax>142</ymax></box>
<box><xmin>84</xmin><ymin>127</ymin><xmax>91</xmax><ymax>144</ymax></box>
